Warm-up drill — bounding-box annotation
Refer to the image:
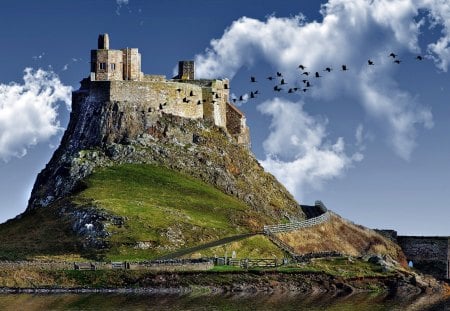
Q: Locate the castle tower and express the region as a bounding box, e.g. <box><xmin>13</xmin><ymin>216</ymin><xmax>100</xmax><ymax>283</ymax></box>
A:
<box><xmin>177</xmin><ymin>61</ymin><xmax>195</xmax><ymax>80</ymax></box>
<box><xmin>90</xmin><ymin>34</ymin><xmax>142</xmax><ymax>81</ymax></box>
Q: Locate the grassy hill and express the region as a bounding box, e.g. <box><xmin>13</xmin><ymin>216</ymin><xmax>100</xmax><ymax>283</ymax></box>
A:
<box><xmin>0</xmin><ymin>164</ymin><xmax>407</xmax><ymax>265</ymax></box>
<box><xmin>0</xmin><ymin>164</ymin><xmax>275</xmax><ymax>261</ymax></box>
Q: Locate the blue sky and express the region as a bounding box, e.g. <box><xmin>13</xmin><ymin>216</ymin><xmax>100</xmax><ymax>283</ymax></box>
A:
<box><xmin>0</xmin><ymin>0</ymin><xmax>449</xmax><ymax>235</ymax></box>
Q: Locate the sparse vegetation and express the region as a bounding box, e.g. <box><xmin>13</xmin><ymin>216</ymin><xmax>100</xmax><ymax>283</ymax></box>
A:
<box><xmin>276</xmin><ymin>213</ymin><xmax>407</xmax><ymax>266</ymax></box>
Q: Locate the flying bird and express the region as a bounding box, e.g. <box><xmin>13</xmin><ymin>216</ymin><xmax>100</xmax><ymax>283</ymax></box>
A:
<box><xmin>389</xmin><ymin>52</ymin><xmax>397</xmax><ymax>58</ymax></box>
<box><xmin>306</xmin><ymin>81</ymin><xmax>312</xmax><ymax>87</ymax></box>
<box><xmin>288</xmin><ymin>88</ymin><xmax>294</xmax><ymax>93</ymax></box>
<box><xmin>250</xmin><ymin>76</ymin><xmax>257</xmax><ymax>82</ymax></box>
<box><xmin>341</xmin><ymin>65</ymin><xmax>348</xmax><ymax>71</ymax></box>
<box><xmin>273</xmin><ymin>85</ymin><xmax>283</xmax><ymax>92</ymax></box>
<box><xmin>315</xmin><ymin>72</ymin><xmax>321</xmax><ymax>78</ymax></box>
<box><xmin>250</xmin><ymin>91</ymin><xmax>255</xmax><ymax>98</ymax></box>
<box><xmin>324</xmin><ymin>67</ymin><xmax>332</xmax><ymax>72</ymax></box>
<box><xmin>368</xmin><ymin>60</ymin><xmax>374</xmax><ymax>65</ymax></box>
<box><xmin>267</xmin><ymin>76</ymin><xmax>274</xmax><ymax>80</ymax></box>
<box><xmin>416</xmin><ymin>55</ymin><xmax>423</xmax><ymax>60</ymax></box>
<box><xmin>280</xmin><ymin>78</ymin><xmax>287</xmax><ymax>85</ymax></box>
<box><xmin>276</xmin><ymin>72</ymin><xmax>283</xmax><ymax>77</ymax></box>
<box><xmin>302</xmin><ymin>71</ymin><xmax>310</xmax><ymax>76</ymax></box>
<box><xmin>394</xmin><ymin>59</ymin><xmax>401</xmax><ymax>64</ymax></box>
<box><xmin>239</xmin><ymin>95</ymin><xmax>244</xmax><ymax>101</ymax></box>
<box><xmin>254</xmin><ymin>90</ymin><xmax>259</xmax><ymax>94</ymax></box>
<box><xmin>298</xmin><ymin>64</ymin><xmax>307</xmax><ymax>70</ymax></box>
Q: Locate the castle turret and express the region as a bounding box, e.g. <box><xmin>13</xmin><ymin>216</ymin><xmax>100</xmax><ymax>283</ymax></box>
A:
<box><xmin>90</xmin><ymin>34</ymin><xmax>142</xmax><ymax>81</ymax></box>
<box><xmin>177</xmin><ymin>61</ymin><xmax>195</xmax><ymax>80</ymax></box>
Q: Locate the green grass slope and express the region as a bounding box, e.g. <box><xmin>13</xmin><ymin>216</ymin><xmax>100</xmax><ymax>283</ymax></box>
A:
<box><xmin>0</xmin><ymin>164</ymin><xmax>275</xmax><ymax>261</ymax></box>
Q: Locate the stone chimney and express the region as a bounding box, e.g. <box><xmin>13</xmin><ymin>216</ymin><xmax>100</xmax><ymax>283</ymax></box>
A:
<box><xmin>98</xmin><ymin>33</ymin><xmax>110</xmax><ymax>50</ymax></box>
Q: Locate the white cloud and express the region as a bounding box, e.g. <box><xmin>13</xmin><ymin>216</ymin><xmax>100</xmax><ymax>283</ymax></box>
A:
<box><xmin>258</xmin><ymin>98</ymin><xmax>362</xmax><ymax>199</ymax></box>
<box><xmin>195</xmin><ymin>0</ymin><xmax>450</xmax><ymax>197</ymax></box>
<box><xmin>195</xmin><ymin>0</ymin><xmax>449</xmax><ymax>160</ymax></box>
<box><xmin>0</xmin><ymin>68</ymin><xmax>72</xmax><ymax>162</ymax></box>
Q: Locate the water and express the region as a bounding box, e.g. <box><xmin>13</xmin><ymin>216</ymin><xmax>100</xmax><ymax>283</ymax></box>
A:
<box><xmin>0</xmin><ymin>293</ymin><xmax>448</xmax><ymax>311</ymax></box>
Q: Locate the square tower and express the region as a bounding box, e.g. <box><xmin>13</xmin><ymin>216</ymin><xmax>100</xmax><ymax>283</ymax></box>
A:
<box><xmin>178</xmin><ymin>61</ymin><xmax>195</xmax><ymax>80</ymax></box>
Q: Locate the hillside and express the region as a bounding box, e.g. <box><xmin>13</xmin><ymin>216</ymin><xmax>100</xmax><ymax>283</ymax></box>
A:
<box><xmin>0</xmin><ymin>163</ymin><xmax>278</xmax><ymax>260</ymax></box>
<box><xmin>276</xmin><ymin>213</ymin><xmax>407</xmax><ymax>265</ymax></box>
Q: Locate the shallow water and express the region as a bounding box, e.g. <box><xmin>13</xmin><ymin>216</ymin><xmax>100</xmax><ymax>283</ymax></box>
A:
<box><xmin>0</xmin><ymin>292</ymin><xmax>448</xmax><ymax>311</ymax></box>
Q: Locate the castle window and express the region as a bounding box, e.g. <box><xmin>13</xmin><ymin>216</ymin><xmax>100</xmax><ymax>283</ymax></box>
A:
<box><xmin>110</xmin><ymin>63</ymin><xmax>116</xmax><ymax>70</ymax></box>
<box><xmin>99</xmin><ymin>62</ymin><xmax>107</xmax><ymax>70</ymax></box>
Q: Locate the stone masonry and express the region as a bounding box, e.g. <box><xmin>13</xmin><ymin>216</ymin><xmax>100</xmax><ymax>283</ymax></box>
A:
<box><xmin>86</xmin><ymin>34</ymin><xmax>250</xmax><ymax>148</ymax></box>
<box><xmin>397</xmin><ymin>236</ymin><xmax>449</xmax><ymax>280</ymax></box>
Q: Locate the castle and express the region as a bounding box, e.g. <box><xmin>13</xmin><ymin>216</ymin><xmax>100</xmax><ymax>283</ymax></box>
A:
<box><xmin>85</xmin><ymin>33</ymin><xmax>250</xmax><ymax>147</ymax></box>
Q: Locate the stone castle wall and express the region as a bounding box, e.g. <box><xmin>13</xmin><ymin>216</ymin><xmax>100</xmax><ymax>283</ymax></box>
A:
<box><xmin>397</xmin><ymin>236</ymin><xmax>449</xmax><ymax>279</ymax></box>
<box><xmin>108</xmin><ymin>80</ymin><xmax>204</xmax><ymax>120</ymax></box>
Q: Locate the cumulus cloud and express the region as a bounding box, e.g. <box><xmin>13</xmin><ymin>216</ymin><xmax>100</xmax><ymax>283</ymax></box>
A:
<box><xmin>0</xmin><ymin>68</ymin><xmax>72</xmax><ymax>162</ymax></box>
<box><xmin>193</xmin><ymin>0</ymin><xmax>450</xmax><ymax>196</ymax></box>
<box><xmin>258</xmin><ymin>98</ymin><xmax>362</xmax><ymax>199</ymax></box>
<box><xmin>195</xmin><ymin>0</ymin><xmax>450</xmax><ymax>161</ymax></box>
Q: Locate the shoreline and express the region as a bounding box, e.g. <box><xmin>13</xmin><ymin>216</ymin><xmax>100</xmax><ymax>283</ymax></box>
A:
<box><xmin>0</xmin><ymin>270</ymin><xmax>446</xmax><ymax>298</ymax></box>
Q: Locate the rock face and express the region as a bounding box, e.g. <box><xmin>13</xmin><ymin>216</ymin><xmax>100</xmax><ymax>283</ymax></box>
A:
<box><xmin>27</xmin><ymin>82</ymin><xmax>305</xmax><ymax>226</ymax></box>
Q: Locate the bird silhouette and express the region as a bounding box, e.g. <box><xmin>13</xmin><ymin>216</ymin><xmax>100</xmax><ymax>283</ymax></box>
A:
<box><xmin>324</xmin><ymin>67</ymin><xmax>332</xmax><ymax>72</ymax></box>
<box><xmin>394</xmin><ymin>59</ymin><xmax>401</xmax><ymax>64</ymax></box>
<box><xmin>183</xmin><ymin>97</ymin><xmax>190</xmax><ymax>103</ymax></box>
<box><xmin>254</xmin><ymin>90</ymin><xmax>259</xmax><ymax>94</ymax></box>
<box><xmin>273</xmin><ymin>85</ymin><xmax>283</xmax><ymax>92</ymax></box>
<box><xmin>232</xmin><ymin>98</ymin><xmax>237</xmax><ymax>103</ymax></box>
<box><xmin>315</xmin><ymin>72</ymin><xmax>321</xmax><ymax>78</ymax></box>
<box><xmin>342</xmin><ymin>65</ymin><xmax>348</xmax><ymax>71</ymax></box>
<box><xmin>197</xmin><ymin>100</ymin><xmax>202</xmax><ymax>105</ymax></box>
<box><xmin>302</xmin><ymin>72</ymin><xmax>310</xmax><ymax>76</ymax></box>
<box><xmin>302</xmin><ymin>79</ymin><xmax>309</xmax><ymax>84</ymax></box>
<box><xmin>250</xmin><ymin>91</ymin><xmax>255</xmax><ymax>98</ymax></box>
<box><xmin>416</xmin><ymin>55</ymin><xmax>423</xmax><ymax>60</ymax></box>
<box><xmin>276</xmin><ymin>72</ymin><xmax>283</xmax><ymax>77</ymax></box>
<box><xmin>159</xmin><ymin>103</ymin><xmax>163</xmax><ymax>110</ymax></box>
<box><xmin>280</xmin><ymin>79</ymin><xmax>287</xmax><ymax>85</ymax></box>
<box><xmin>298</xmin><ymin>64</ymin><xmax>307</xmax><ymax>70</ymax></box>
<box><xmin>368</xmin><ymin>60</ymin><xmax>374</xmax><ymax>65</ymax></box>
<box><xmin>239</xmin><ymin>95</ymin><xmax>244</xmax><ymax>101</ymax></box>
<box><xmin>389</xmin><ymin>53</ymin><xmax>397</xmax><ymax>58</ymax></box>
<box><xmin>267</xmin><ymin>76</ymin><xmax>274</xmax><ymax>80</ymax></box>
<box><xmin>250</xmin><ymin>76</ymin><xmax>257</xmax><ymax>83</ymax></box>
<box><xmin>190</xmin><ymin>90</ymin><xmax>194</xmax><ymax>96</ymax></box>
<box><xmin>288</xmin><ymin>88</ymin><xmax>294</xmax><ymax>93</ymax></box>
<box><xmin>306</xmin><ymin>81</ymin><xmax>312</xmax><ymax>87</ymax></box>
<box><xmin>215</xmin><ymin>93</ymin><xmax>220</xmax><ymax>99</ymax></box>
<box><xmin>176</xmin><ymin>88</ymin><xmax>182</xmax><ymax>92</ymax></box>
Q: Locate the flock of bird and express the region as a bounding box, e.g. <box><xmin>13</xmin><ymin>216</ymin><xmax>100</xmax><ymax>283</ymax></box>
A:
<box><xmin>231</xmin><ymin>52</ymin><xmax>426</xmax><ymax>104</ymax></box>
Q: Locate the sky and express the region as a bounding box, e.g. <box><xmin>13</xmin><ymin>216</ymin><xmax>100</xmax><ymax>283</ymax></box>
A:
<box><xmin>0</xmin><ymin>0</ymin><xmax>449</xmax><ymax>235</ymax></box>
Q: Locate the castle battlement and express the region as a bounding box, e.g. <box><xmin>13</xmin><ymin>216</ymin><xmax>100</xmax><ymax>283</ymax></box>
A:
<box><xmin>82</xmin><ymin>34</ymin><xmax>250</xmax><ymax>148</ymax></box>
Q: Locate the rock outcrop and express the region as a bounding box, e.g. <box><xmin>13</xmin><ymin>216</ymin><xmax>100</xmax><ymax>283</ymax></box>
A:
<box><xmin>27</xmin><ymin>85</ymin><xmax>305</xmax><ymax>225</ymax></box>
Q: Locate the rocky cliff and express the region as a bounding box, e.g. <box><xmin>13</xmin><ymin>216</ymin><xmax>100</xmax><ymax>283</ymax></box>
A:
<box><xmin>28</xmin><ymin>85</ymin><xmax>304</xmax><ymax>223</ymax></box>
